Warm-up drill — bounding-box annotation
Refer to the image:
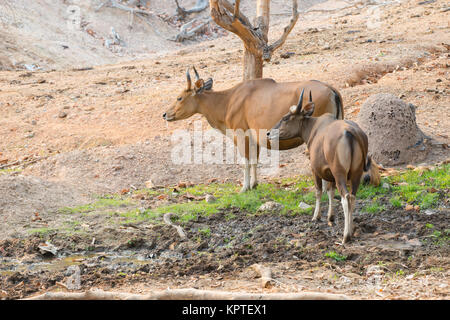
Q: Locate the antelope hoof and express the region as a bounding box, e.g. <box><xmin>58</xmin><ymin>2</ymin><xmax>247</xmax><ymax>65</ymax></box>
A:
<box><xmin>250</xmin><ymin>182</ymin><xmax>258</xmax><ymax>189</ymax></box>
<box><xmin>312</xmin><ymin>216</ymin><xmax>321</xmax><ymax>222</ymax></box>
<box><xmin>342</xmin><ymin>234</ymin><xmax>351</xmax><ymax>244</ymax></box>
<box><xmin>327</xmin><ymin>214</ymin><xmax>335</xmax><ymax>225</ymax></box>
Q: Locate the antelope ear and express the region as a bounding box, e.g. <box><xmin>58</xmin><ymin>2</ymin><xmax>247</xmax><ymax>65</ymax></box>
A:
<box><xmin>289</xmin><ymin>105</ymin><xmax>298</xmax><ymax>114</ymax></box>
<box><xmin>302</xmin><ymin>102</ymin><xmax>315</xmax><ymax>117</ymax></box>
<box><xmin>194</xmin><ymin>79</ymin><xmax>204</xmax><ymax>90</ymax></box>
<box><xmin>203</xmin><ymin>78</ymin><xmax>213</xmax><ymax>91</ymax></box>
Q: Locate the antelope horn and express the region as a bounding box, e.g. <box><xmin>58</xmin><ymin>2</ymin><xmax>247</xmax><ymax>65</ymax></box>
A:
<box><xmin>192</xmin><ymin>66</ymin><xmax>200</xmax><ymax>80</ymax></box>
<box><xmin>186</xmin><ymin>67</ymin><xmax>192</xmax><ymax>90</ymax></box>
<box><xmin>297</xmin><ymin>89</ymin><xmax>305</xmax><ymax>110</ymax></box>
<box><xmin>309</xmin><ymin>90</ymin><xmax>312</xmax><ymax>102</ymax></box>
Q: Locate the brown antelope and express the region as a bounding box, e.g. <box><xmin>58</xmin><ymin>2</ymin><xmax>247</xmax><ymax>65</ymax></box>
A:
<box><xmin>268</xmin><ymin>89</ymin><xmax>372</xmax><ymax>243</ymax></box>
<box><xmin>163</xmin><ymin>67</ymin><xmax>346</xmax><ymax>192</ymax></box>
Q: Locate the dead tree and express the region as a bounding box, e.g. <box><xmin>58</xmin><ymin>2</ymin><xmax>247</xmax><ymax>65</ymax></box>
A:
<box><xmin>209</xmin><ymin>0</ymin><xmax>299</xmax><ymax>80</ymax></box>
<box><xmin>96</xmin><ymin>0</ymin><xmax>153</xmax><ymax>16</ymax></box>
<box><xmin>173</xmin><ymin>18</ymin><xmax>212</xmax><ymax>42</ymax></box>
<box><xmin>175</xmin><ymin>0</ymin><xmax>209</xmax><ymax>18</ymax></box>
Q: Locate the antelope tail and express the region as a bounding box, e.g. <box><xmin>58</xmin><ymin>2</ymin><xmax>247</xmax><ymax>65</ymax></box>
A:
<box><xmin>344</xmin><ymin>129</ymin><xmax>369</xmax><ymax>171</ymax></box>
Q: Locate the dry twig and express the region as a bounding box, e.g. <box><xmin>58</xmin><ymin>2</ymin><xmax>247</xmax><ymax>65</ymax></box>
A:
<box><xmin>25</xmin><ymin>288</ymin><xmax>350</xmax><ymax>300</ymax></box>
<box><xmin>173</xmin><ymin>18</ymin><xmax>212</xmax><ymax>42</ymax></box>
<box><xmin>251</xmin><ymin>264</ymin><xmax>274</xmax><ymax>288</ymax></box>
<box><xmin>175</xmin><ymin>0</ymin><xmax>209</xmax><ymax>18</ymax></box>
<box><xmin>163</xmin><ymin>213</ymin><xmax>187</xmax><ymax>240</ymax></box>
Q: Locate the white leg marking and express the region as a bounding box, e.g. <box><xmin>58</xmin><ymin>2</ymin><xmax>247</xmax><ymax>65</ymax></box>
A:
<box><xmin>312</xmin><ymin>189</ymin><xmax>322</xmax><ymax>221</ymax></box>
<box><xmin>327</xmin><ymin>185</ymin><xmax>335</xmax><ymax>225</ymax></box>
<box><xmin>341</xmin><ymin>194</ymin><xmax>351</xmax><ymax>243</ymax></box>
<box><xmin>250</xmin><ymin>164</ymin><xmax>258</xmax><ymax>189</ymax></box>
<box><xmin>240</xmin><ymin>158</ymin><xmax>250</xmax><ymax>193</ymax></box>
<box><xmin>348</xmin><ymin>194</ymin><xmax>356</xmax><ymax>236</ymax></box>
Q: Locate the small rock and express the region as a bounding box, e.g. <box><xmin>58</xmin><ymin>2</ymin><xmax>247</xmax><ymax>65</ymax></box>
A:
<box><xmin>339</xmin><ymin>276</ymin><xmax>352</xmax><ymax>284</ymax></box>
<box><xmin>382</xmin><ymin>182</ymin><xmax>390</xmax><ymax>190</ymax></box>
<box><xmin>205</xmin><ymin>194</ymin><xmax>216</xmax><ymax>203</ymax></box>
<box><xmin>258</xmin><ymin>201</ymin><xmax>284</xmax><ymax>213</ymax></box>
<box><xmin>25</xmin><ymin>132</ymin><xmax>35</xmax><ymax>138</ymax></box>
<box><xmin>424</xmin><ymin>209</ymin><xmax>435</xmax><ymax>216</ymax></box>
<box><xmin>298</xmin><ymin>202</ymin><xmax>312</xmax><ymax>210</ymax></box>
<box><xmin>280</xmin><ymin>52</ymin><xmax>295</xmax><ymax>59</ymax></box>
<box><xmin>145</xmin><ymin>180</ymin><xmax>155</xmax><ymax>188</ymax></box>
<box><xmin>406</xmin><ymin>238</ymin><xmax>422</xmax><ymax>247</ymax></box>
<box><xmin>20</xmin><ymin>254</ymin><xmax>39</xmax><ymax>264</ymax></box>
<box><xmin>58</xmin><ymin>111</ymin><xmax>67</xmax><ymax>118</ymax></box>
<box><xmin>38</xmin><ymin>241</ymin><xmax>58</xmax><ymax>255</ymax></box>
<box><xmin>65</xmin><ymin>265</ymin><xmax>81</xmax><ymax>290</ymax></box>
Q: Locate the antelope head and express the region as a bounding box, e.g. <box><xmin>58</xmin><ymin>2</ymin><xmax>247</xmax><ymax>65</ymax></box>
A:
<box><xmin>163</xmin><ymin>66</ymin><xmax>213</xmax><ymax>121</ymax></box>
<box><xmin>267</xmin><ymin>89</ymin><xmax>315</xmax><ymax>142</ymax></box>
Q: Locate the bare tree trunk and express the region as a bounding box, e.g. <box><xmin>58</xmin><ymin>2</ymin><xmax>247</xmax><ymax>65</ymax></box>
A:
<box><xmin>243</xmin><ymin>0</ymin><xmax>269</xmax><ymax>80</ymax></box>
<box><xmin>243</xmin><ymin>48</ymin><xmax>263</xmax><ymax>80</ymax></box>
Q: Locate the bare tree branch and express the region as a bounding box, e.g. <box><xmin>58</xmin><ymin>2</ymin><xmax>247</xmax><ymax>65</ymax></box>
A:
<box><xmin>173</xmin><ymin>18</ymin><xmax>212</xmax><ymax>42</ymax></box>
<box><xmin>175</xmin><ymin>0</ymin><xmax>209</xmax><ymax>17</ymax></box>
<box><xmin>209</xmin><ymin>0</ymin><xmax>299</xmax><ymax>61</ymax></box>
<box><xmin>233</xmin><ymin>0</ymin><xmax>240</xmax><ymax>20</ymax></box>
<box><xmin>25</xmin><ymin>288</ymin><xmax>350</xmax><ymax>300</ymax></box>
<box><xmin>209</xmin><ymin>0</ymin><xmax>265</xmax><ymax>57</ymax></box>
<box><xmin>264</xmin><ymin>0</ymin><xmax>299</xmax><ymax>61</ymax></box>
<box><xmin>98</xmin><ymin>0</ymin><xmax>154</xmax><ymax>16</ymax></box>
<box><xmin>163</xmin><ymin>213</ymin><xmax>187</xmax><ymax>239</ymax></box>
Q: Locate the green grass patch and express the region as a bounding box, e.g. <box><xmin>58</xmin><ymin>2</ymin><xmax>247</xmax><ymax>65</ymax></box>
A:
<box><xmin>388</xmin><ymin>164</ymin><xmax>449</xmax><ymax>209</ymax></box>
<box><xmin>423</xmin><ymin>224</ymin><xmax>450</xmax><ymax>246</ymax></box>
<box><xmin>134</xmin><ymin>176</ymin><xmax>318</xmax><ymax>222</ymax></box>
<box><xmin>58</xmin><ymin>164</ymin><xmax>449</xmax><ymax>225</ymax></box>
<box><xmin>27</xmin><ymin>227</ymin><xmax>57</xmax><ymax>237</ymax></box>
<box><xmin>0</xmin><ymin>167</ymin><xmax>22</xmax><ymax>175</ymax></box>
<box><xmin>198</xmin><ymin>227</ymin><xmax>211</xmax><ymax>238</ymax></box>
<box><xmin>359</xmin><ymin>164</ymin><xmax>448</xmax><ymax>212</ymax></box>
<box><xmin>59</xmin><ymin>196</ymin><xmax>133</xmax><ymax>215</ymax></box>
<box><xmin>325</xmin><ymin>251</ymin><xmax>347</xmax><ymax>262</ymax></box>
<box><xmin>389</xmin><ymin>196</ymin><xmax>402</xmax><ymax>208</ymax></box>
<box><xmin>364</xmin><ymin>199</ymin><xmax>386</xmax><ymax>214</ymax></box>
<box><xmin>356</xmin><ymin>184</ymin><xmax>388</xmax><ymax>199</ymax></box>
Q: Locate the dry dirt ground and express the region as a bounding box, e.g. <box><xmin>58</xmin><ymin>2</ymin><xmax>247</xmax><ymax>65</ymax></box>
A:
<box><xmin>0</xmin><ymin>0</ymin><xmax>449</xmax><ymax>299</ymax></box>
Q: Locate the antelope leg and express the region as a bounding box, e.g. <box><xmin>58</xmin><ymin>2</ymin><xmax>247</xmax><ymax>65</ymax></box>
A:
<box><xmin>240</xmin><ymin>158</ymin><xmax>251</xmax><ymax>193</ymax></box>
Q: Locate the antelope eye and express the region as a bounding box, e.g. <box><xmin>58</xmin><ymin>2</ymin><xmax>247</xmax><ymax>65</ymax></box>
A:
<box><xmin>177</xmin><ymin>97</ymin><xmax>182</xmax><ymax>101</ymax></box>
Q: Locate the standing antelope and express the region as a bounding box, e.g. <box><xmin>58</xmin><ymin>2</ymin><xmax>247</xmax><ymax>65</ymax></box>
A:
<box><xmin>268</xmin><ymin>89</ymin><xmax>372</xmax><ymax>243</ymax></box>
<box><xmin>163</xmin><ymin>67</ymin><xmax>346</xmax><ymax>192</ymax></box>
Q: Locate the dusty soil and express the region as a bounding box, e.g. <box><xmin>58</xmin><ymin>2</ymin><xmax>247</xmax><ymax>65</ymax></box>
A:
<box><xmin>0</xmin><ymin>0</ymin><xmax>325</xmax><ymax>71</ymax></box>
<box><xmin>0</xmin><ymin>0</ymin><xmax>449</xmax><ymax>299</ymax></box>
